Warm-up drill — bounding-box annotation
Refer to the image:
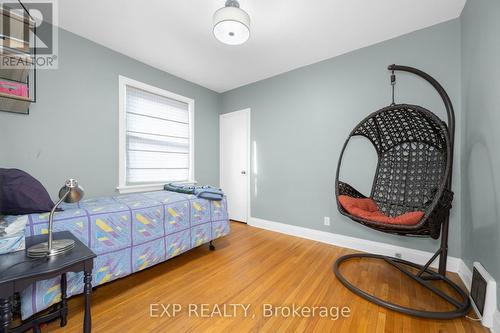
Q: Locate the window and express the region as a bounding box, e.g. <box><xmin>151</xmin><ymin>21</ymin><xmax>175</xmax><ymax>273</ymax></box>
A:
<box><xmin>118</xmin><ymin>76</ymin><xmax>194</xmax><ymax>193</ymax></box>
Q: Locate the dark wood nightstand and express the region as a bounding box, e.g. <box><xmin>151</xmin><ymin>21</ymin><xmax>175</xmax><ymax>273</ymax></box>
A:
<box><xmin>0</xmin><ymin>231</ymin><xmax>96</xmax><ymax>333</ymax></box>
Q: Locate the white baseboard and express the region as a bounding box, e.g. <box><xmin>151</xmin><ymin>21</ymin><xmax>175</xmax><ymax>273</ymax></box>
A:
<box><xmin>458</xmin><ymin>259</ymin><xmax>473</xmax><ymax>290</ymax></box>
<box><xmin>249</xmin><ymin>216</ymin><xmax>500</xmax><ymax>332</ymax></box>
<box><xmin>248</xmin><ymin>216</ymin><xmax>461</xmax><ymax>272</ymax></box>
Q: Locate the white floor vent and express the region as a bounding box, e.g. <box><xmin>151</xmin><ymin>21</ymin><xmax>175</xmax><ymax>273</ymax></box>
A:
<box><xmin>470</xmin><ymin>262</ymin><xmax>497</xmax><ymax>328</ymax></box>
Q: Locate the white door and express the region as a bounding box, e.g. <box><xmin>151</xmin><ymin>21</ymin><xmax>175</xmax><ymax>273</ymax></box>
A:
<box><xmin>220</xmin><ymin>109</ymin><xmax>250</xmax><ymax>223</ymax></box>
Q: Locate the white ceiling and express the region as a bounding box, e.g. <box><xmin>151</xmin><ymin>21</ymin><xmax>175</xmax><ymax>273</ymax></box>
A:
<box><xmin>59</xmin><ymin>0</ymin><xmax>466</xmax><ymax>93</ymax></box>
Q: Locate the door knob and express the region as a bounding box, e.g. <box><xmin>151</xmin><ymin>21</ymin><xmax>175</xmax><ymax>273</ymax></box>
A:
<box><xmin>241</xmin><ymin>171</ymin><xmax>246</xmax><ymax>175</ymax></box>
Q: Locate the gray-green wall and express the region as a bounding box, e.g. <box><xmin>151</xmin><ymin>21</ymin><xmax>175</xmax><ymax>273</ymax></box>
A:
<box><xmin>0</xmin><ymin>28</ymin><xmax>221</xmax><ymax>198</ymax></box>
<box><xmin>461</xmin><ymin>0</ymin><xmax>500</xmax><ymax>300</ymax></box>
<box><xmin>3</xmin><ymin>10</ymin><xmax>498</xmax><ymax>281</ymax></box>
<box><xmin>221</xmin><ymin>20</ymin><xmax>463</xmax><ymax>256</ymax></box>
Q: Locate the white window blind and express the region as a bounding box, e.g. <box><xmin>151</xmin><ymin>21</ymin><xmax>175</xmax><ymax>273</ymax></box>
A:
<box><xmin>125</xmin><ymin>85</ymin><xmax>192</xmax><ymax>185</ymax></box>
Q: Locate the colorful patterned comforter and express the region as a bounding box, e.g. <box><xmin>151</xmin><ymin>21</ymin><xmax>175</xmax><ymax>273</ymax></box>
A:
<box><xmin>19</xmin><ymin>190</ymin><xmax>230</xmax><ymax>319</ymax></box>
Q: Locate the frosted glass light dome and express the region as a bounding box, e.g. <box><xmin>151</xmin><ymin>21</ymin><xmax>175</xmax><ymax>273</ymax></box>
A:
<box><xmin>213</xmin><ymin>0</ymin><xmax>250</xmax><ymax>45</ymax></box>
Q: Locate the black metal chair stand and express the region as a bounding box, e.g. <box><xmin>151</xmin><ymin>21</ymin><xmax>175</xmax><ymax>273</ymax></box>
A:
<box><xmin>334</xmin><ymin>254</ymin><xmax>470</xmax><ymax>319</ymax></box>
<box><xmin>333</xmin><ymin>65</ymin><xmax>470</xmax><ymax>319</ymax></box>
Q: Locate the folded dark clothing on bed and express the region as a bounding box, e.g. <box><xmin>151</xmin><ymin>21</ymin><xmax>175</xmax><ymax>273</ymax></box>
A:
<box><xmin>164</xmin><ymin>183</ymin><xmax>224</xmax><ymax>201</ymax></box>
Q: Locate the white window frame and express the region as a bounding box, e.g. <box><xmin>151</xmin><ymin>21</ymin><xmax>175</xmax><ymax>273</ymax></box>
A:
<box><xmin>117</xmin><ymin>75</ymin><xmax>195</xmax><ymax>194</ymax></box>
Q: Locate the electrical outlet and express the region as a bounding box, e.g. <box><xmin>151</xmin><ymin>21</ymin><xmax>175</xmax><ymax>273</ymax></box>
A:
<box><xmin>324</xmin><ymin>216</ymin><xmax>330</xmax><ymax>226</ymax></box>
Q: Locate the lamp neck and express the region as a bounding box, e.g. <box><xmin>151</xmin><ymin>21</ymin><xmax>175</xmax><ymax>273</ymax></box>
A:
<box><xmin>47</xmin><ymin>190</ymin><xmax>70</xmax><ymax>251</ymax></box>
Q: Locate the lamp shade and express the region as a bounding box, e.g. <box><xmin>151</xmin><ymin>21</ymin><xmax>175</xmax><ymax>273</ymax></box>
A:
<box><xmin>213</xmin><ymin>2</ymin><xmax>250</xmax><ymax>45</ymax></box>
<box><xmin>58</xmin><ymin>179</ymin><xmax>84</xmax><ymax>203</ymax></box>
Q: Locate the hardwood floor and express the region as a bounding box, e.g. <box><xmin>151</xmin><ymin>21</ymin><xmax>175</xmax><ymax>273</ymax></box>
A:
<box><xmin>44</xmin><ymin>221</ymin><xmax>486</xmax><ymax>333</ymax></box>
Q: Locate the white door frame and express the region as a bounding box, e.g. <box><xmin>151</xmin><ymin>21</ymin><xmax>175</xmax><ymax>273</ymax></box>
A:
<box><xmin>219</xmin><ymin>108</ymin><xmax>251</xmax><ymax>223</ymax></box>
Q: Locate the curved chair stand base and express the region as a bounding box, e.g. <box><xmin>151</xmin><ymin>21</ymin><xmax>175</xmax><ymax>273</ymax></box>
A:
<box><xmin>333</xmin><ymin>253</ymin><xmax>471</xmax><ymax>319</ymax></box>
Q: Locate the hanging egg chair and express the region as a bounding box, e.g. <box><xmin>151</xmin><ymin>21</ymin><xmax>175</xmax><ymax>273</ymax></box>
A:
<box><xmin>333</xmin><ymin>65</ymin><xmax>470</xmax><ymax>319</ymax></box>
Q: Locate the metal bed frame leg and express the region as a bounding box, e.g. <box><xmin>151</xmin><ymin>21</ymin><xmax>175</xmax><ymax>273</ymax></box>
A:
<box><xmin>209</xmin><ymin>241</ymin><xmax>215</xmax><ymax>251</ymax></box>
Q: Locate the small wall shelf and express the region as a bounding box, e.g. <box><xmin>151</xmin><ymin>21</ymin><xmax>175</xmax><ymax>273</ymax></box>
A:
<box><xmin>0</xmin><ymin>4</ymin><xmax>36</xmax><ymax>114</ymax></box>
<box><xmin>0</xmin><ymin>48</ymin><xmax>33</xmax><ymax>83</ymax></box>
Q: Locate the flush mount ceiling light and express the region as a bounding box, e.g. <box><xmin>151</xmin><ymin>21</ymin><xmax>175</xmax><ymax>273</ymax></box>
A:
<box><xmin>213</xmin><ymin>0</ymin><xmax>250</xmax><ymax>45</ymax></box>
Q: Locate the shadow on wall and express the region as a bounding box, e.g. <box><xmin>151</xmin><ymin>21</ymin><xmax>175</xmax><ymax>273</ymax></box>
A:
<box><xmin>465</xmin><ymin>139</ymin><xmax>500</xmax><ymax>277</ymax></box>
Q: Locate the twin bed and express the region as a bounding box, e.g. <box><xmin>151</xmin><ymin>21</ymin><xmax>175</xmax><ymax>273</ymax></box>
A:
<box><xmin>5</xmin><ymin>190</ymin><xmax>230</xmax><ymax>319</ymax></box>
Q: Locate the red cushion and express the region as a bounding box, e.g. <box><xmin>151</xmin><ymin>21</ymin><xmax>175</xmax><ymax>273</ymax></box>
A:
<box><xmin>338</xmin><ymin>195</ymin><xmax>379</xmax><ymax>212</ymax></box>
<box><xmin>338</xmin><ymin>195</ymin><xmax>424</xmax><ymax>225</ymax></box>
<box><xmin>368</xmin><ymin>210</ymin><xmax>425</xmax><ymax>225</ymax></box>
